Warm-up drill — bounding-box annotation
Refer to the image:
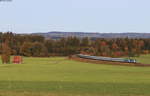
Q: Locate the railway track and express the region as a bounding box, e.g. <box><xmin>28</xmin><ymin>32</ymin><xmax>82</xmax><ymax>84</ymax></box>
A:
<box><xmin>69</xmin><ymin>55</ymin><xmax>150</xmax><ymax>67</ymax></box>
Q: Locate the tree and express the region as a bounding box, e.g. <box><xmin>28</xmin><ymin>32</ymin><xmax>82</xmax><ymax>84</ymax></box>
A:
<box><xmin>1</xmin><ymin>42</ymin><xmax>11</xmax><ymax>64</ymax></box>
<box><xmin>31</xmin><ymin>42</ymin><xmax>48</xmax><ymax>57</ymax></box>
<box><xmin>20</xmin><ymin>42</ymin><xmax>48</xmax><ymax>57</ymax></box>
<box><xmin>20</xmin><ymin>42</ymin><xmax>33</xmax><ymax>56</ymax></box>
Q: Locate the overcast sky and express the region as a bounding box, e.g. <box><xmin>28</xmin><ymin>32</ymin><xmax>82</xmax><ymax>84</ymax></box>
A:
<box><xmin>0</xmin><ymin>0</ymin><xmax>150</xmax><ymax>33</ymax></box>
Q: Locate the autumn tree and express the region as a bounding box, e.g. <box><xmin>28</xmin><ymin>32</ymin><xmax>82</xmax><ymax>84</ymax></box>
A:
<box><xmin>31</xmin><ymin>42</ymin><xmax>48</xmax><ymax>57</ymax></box>
<box><xmin>20</xmin><ymin>42</ymin><xmax>33</xmax><ymax>56</ymax></box>
<box><xmin>1</xmin><ymin>32</ymin><xmax>150</xmax><ymax>57</ymax></box>
<box><xmin>1</xmin><ymin>42</ymin><xmax>11</xmax><ymax>64</ymax></box>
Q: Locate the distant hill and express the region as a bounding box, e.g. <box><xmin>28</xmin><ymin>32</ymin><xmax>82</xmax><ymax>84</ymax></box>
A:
<box><xmin>32</xmin><ymin>31</ymin><xmax>150</xmax><ymax>39</ymax></box>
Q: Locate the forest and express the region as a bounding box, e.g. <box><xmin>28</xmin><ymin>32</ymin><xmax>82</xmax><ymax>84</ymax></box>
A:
<box><xmin>1</xmin><ymin>32</ymin><xmax>150</xmax><ymax>57</ymax></box>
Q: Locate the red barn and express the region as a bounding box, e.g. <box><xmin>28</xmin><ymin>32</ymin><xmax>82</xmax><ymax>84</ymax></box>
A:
<box><xmin>13</xmin><ymin>56</ymin><xmax>23</xmax><ymax>64</ymax></box>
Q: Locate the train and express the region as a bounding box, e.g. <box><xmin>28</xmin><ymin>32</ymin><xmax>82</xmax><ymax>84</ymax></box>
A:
<box><xmin>76</xmin><ymin>54</ymin><xmax>137</xmax><ymax>63</ymax></box>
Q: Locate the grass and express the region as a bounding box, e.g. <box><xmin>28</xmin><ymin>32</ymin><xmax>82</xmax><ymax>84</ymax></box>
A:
<box><xmin>0</xmin><ymin>55</ymin><xmax>150</xmax><ymax>96</ymax></box>
<box><xmin>132</xmin><ymin>54</ymin><xmax>150</xmax><ymax>64</ymax></box>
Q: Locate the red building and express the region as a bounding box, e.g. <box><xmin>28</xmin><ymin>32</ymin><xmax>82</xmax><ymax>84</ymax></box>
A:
<box><xmin>13</xmin><ymin>56</ymin><xmax>23</xmax><ymax>64</ymax></box>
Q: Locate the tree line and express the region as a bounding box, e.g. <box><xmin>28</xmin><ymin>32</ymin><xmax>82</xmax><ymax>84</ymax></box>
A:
<box><xmin>1</xmin><ymin>32</ymin><xmax>150</xmax><ymax>58</ymax></box>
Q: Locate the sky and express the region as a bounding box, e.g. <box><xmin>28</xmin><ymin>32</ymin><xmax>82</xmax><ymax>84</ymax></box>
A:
<box><xmin>0</xmin><ymin>0</ymin><xmax>150</xmax><ymax>33</ymax></box>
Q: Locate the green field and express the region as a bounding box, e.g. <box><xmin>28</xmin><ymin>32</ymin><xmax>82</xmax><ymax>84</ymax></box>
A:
<box><xmin>0</xmin><ymin>55</ymin><xmax>150</xmax><ymax>96</ymax></box>
<box><xmin>132</xmin><ymin>54</ymin><xmax>150</xmax><ymax>64</ymax></box>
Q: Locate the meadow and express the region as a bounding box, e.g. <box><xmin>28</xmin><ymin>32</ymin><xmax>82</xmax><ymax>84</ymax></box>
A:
<box><xmin>0</xmin><ymin>55</ymin><xmax>150</xmax><ymax>96</ymax></box>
